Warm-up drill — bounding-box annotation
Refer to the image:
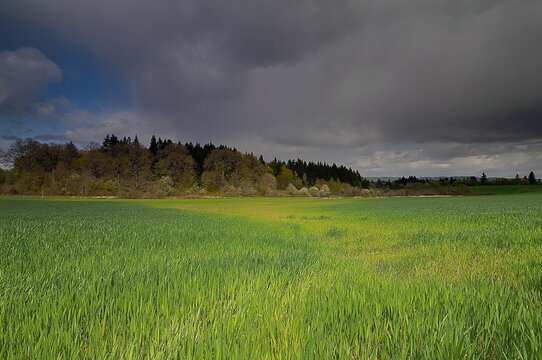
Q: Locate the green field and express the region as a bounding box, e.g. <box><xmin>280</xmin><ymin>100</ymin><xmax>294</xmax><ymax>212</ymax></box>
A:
<box><xmin>470</xmin><ymin>185</ymin><xmax>542</xmax><ymax>195</ymax></box>
<box><xmin>1</xmin><ymin>195</ymin><xmax>541</xmax><ymax>358</ymax></box>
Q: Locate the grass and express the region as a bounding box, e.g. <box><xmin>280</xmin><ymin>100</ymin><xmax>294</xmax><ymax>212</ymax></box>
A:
<box><xmin>1</xmin><ymin>195</ymin><xmax>541</xmax><ymax>358</ymax></box>
<box><xmin>470</xmin><ymin>185</ymin><xmax>542</xmax><ymax>195</ymax></box>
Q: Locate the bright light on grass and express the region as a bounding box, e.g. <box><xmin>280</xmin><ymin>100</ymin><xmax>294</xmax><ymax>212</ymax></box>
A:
<box><xmin>1</xmin><ymin>195</ymin><xmax>541</xmax><ymax>358</ymax></box>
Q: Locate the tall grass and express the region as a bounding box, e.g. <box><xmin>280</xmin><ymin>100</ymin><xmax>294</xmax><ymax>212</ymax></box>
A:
<box><xmin>1</xmin><ymin>195</ymin><xmax>541</xmax><ymax>358</ymax></box>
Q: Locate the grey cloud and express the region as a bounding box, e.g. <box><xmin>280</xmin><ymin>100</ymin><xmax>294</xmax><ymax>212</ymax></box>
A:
<box><xmin>421</xmin><ymin>141</ymin><xmax>542</xmax><ymax>161</ymax></box>
<box><xmin>4</xmin><ymin>0</ymin><xmax>363</xmax><ymax>67</ymax></box>
<box><xmin>353</xmin><ymin>141</ymin><xmax>542</xmax><ymax>177</ymax></box>
<box><xmin>2</xmin><ymin>0</ymin><xmax>542</xmax><ymax>176</ymax></box>
<box><xmin>241</xmin><ymin>0</ymin><xmax>542</xmax><ymax>146</ymax></box>
<box><xmin>0</xmin><ymin>47</ymin><xmax>62</xmax><ymax>115</ymax></box>
<box><xmin>1</xmin><ymin>0</ymin><xmax>366</xmax><ymax>138</ymax></box>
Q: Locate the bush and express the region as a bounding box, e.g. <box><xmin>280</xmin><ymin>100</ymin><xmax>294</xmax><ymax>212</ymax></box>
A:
<box><xmin>286</xmin><ymin>183</ymin><xmax>298</xmax><ymax>196</ymax></box>
<box><xmin>62</xmin><ymin>174</ymin><xmax>83</xmax><ymax>196</ymax></box>
<box><xmin>91</xmin><ymin>179</ymin><xmax>118</xmax><ymax>195</ymax></box>
<box><xmin>153</xmin><ymin>176</ymin><xmax>174</xmax><ymax>197</ymax></box>
<box><xmin>239</xmin><ymin>182</ymin><xmax>257</xmax><ymax>196</ymax></box>
<box><xmin>224</xmin><ymin>185</ymin><xmax>242</xmax><ymax>197</ymax></box>
<box><xmin>276</xmin><ymin>168</ymin><xmax>302</xmax><ymax>190</ymax></box>
<box><xmin>319</xmin><ymin>184</ymin><xmax>330</xmax><ymax>197</ymax></box>
<box><xmin>258</xmin><ymin>174</ymin><xmax>277</xmax><ymax>195</ymax></box>
<box><xmin>309</xmin><ymin>186</ymin><xmax>320</xmax><ymax>197</ymax></box>
<box><xmin>358</xmin><ymin>188</ymin><xmax>379</xmax><ymax>198</ymax></box>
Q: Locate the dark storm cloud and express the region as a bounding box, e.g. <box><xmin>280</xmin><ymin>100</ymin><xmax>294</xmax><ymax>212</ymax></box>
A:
<box><xmin>241</xmin><ymin>0</ymin><xmax>542</xmax><ymax>146</ymax></box>
<box><xmin>1</xmin><ymin>0</ymin><xmax>542</xmax><ymax>175</ymax></box>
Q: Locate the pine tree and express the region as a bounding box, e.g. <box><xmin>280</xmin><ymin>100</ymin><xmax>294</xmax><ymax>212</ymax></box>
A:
<box><xmin>528</xmin><ymin>171</ymin><xmax>537</xmax><ymax>185</ymax></box>
<box><xmin>101</xmin><ymin>134</ymin><xmax>111</xmax><ymax>152</ymax></box>
<box><xmin>149</xmin><ymin>135</ymin><xmax>158</xmax><ymax>155</ymax></box>
<box><xmin>157</xmin><ymin>137</ymin><xmax>163</xmax><ymax>151</ymax></box>
<box><xmin>110</xmin><ymin>134</ymin><xmax>119</xmax><ymax>146</ymax></box>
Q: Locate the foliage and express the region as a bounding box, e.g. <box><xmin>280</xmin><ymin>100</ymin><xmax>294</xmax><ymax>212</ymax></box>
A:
<box><xmin>528</xmin><ymin>171</ymin><xmax>537</xmax><ymax>185</ymax></box>
<box><xmin>285</xmin><ymin>158</ymin><xmax>365</xmax><ymax>187</ymax></box>
<box><xmin>319</xmin><ymin>184</ymin><xmax>330</xmax><ymax>196</ymax></box>
<box><xmin>286</xmin><ymin>183</ymin><xmax>298</xmax><ymax>196</ymax></box>
<box><xmin>2</xmin><ymin>135</ymin><xmax>537</xmax><ymax>198</ymax></box>
<box><xmin>258</xmin><ymin>173</ymin><xmax>277</xmax><ymax>196</ymax></box>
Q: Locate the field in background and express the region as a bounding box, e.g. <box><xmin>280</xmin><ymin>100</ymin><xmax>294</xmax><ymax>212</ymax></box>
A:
<box><xmin>470</xmin><ymin>185</ymin><xmax>542</xmax><ymax>195</ymax></box>
<box><xmin>1</xmin><ymin>195</ymin><xmax>541</xmax><ymax>358</ymax></box>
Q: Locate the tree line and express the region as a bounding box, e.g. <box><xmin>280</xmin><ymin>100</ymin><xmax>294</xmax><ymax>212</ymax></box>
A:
<box><xmin>371</xmin><ymin>173</ymin><xmax>538</xmax><ymax>190</ymax></box>
<box><xmin>0</xmin><ymin>135</ymin><xmax>369</xmax><ymax>197</ymax></box>
<box><xmin>0</xmin><ymin>135</ymin><xmax>537</xmax><ymax>197</ymax></box>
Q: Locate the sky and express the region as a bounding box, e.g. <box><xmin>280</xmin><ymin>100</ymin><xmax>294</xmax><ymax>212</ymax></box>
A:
<box><xmin>0</xmin><ymin>0</ymin><xmax>541</xmax><ymax>177</ymax></box>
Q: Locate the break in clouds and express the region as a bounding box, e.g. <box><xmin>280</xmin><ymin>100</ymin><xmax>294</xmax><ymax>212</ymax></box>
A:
<box><xmin>1</xmin><ymin>0</ymin><xmax>542</xmax><ymax>176</ymax></box>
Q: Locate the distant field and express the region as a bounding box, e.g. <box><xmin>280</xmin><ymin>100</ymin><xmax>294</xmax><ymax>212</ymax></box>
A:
<box><xmin>1</xmin><ymin>195</ymin><xmax>541</xmax><ymax>358</ymax></box>
<box><xmin>470</xmin><ymin>184</ymin><xmax>542</xmax><ymax>195</ymax></box>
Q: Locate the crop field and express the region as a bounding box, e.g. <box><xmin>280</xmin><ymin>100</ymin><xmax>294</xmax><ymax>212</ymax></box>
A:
<box><xmin>1</xmin><ymin>195</ymin><xmax>541</xmax><ymax>358</ymax></box>
<box><xmin>470</xmin><ymin>185</ymin><xmax>542</xmax><ymax>195</ymax></box>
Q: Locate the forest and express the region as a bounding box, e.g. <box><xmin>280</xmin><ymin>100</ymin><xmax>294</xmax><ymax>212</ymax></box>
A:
<box><xmin>0</xmin><ymin>135</ymin><xmax>366</xmax><ymax>197</ymax></box>
<box><xmin>0</xmin><ymin>135</ymin><xmax>538</xmax><ymax>197</ymax></box>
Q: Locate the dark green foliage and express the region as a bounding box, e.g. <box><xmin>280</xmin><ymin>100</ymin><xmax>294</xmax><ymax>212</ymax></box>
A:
<box><xmin>271</xmin><ymin>158</ymin><xmax>282</xmax><ymax>176</ymax></box>
<box><xmin>185</xmin><ymin>142</ymin><xmax>217</xmax><ymax>177</ymax></box>
<box><xmin>149</xmin><ymin>135</ymin><xmax>158</xmax><ymax>155</ymax></box>
<box><xmin>528</xmin><ymin>171</ymin><xmax>537</xmax><ymax>185</ymax></box>
<box><xmin>286</xmin><ymin>159</ymin><xmax>364</xmax><ymax>187</ymax></box>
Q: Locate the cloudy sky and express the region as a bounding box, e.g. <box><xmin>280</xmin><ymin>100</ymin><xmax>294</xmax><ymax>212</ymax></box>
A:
<box><xmin>1</xmin><ymin>0</ymin><xmax>541</xmax><ymax>176</ymax></box>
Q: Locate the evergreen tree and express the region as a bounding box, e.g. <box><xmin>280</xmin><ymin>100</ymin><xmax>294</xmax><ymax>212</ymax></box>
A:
<box><xmin>157</xmin><ymin>137</ymin><xmax>163</xmax><ymax>151</ymax></box>
<box><xmin>528</xmin><ymin>171</ymin><xmax>537</xmax><ymax>185</ymax></box>
<box><xmin>271</xmin><ymin>158</ymin><xmax>282</xmax><ymax>176</ymax></box>
<box><xmin>109</xmin><ymin>134</ymin><xmax>119</xmax><ymax>146</ymax></box>
<box><xmin>149</xmin><ymin>135</ymin><xmax>158</xmax><ymax>155</ymax></box>
<box><xmin>481</xmin><ymin>172</ymin><xmax>487</xmax><ymax>185</ymax></box>
<box><xmin>101</xmin><ymin>135</ymin><xmax>111</xmax><ymax>152</ymax></box>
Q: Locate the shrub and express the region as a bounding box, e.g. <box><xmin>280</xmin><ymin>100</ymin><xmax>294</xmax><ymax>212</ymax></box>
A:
<box><xmin>319</xmin><ymin>184</ymin><xmax>330</xmax><ymax>197</ymax></box>
<box><xmin>359</xmin><ymin>188</ymin><xmax>373</xmax><ymax>198</ymax></box>
<box><xmin>91</xmin><ymin>179</ymin><xmax>118</xmax><ymax>195</ymax></box>
<box><xmin>309</xmin><ymin>186</ymin><xmax>320</xmax><ymax>197</ymax></box>
<box><xmin>154</xmin><ymin>176</ymin><xmax>174</xmax><ymax>197</ymax></box>
<box><xmin>258</xmin><ymin>174</ymin><xmax>277</xmax><ymax>195</ymax></box>
<box><xmin>224</xmin><ymin>185</ymin><xmax>242</xmax><ymax>197</ymax></box>
<box><xmin>287</xmin><ymin>183</ymin><xmax>298</xmax><ymax>196</ymax></box>
<box><xmin>239</xmin><ymin>182</ymin><xmax>257</xmax><ymax>196</ymax></box>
